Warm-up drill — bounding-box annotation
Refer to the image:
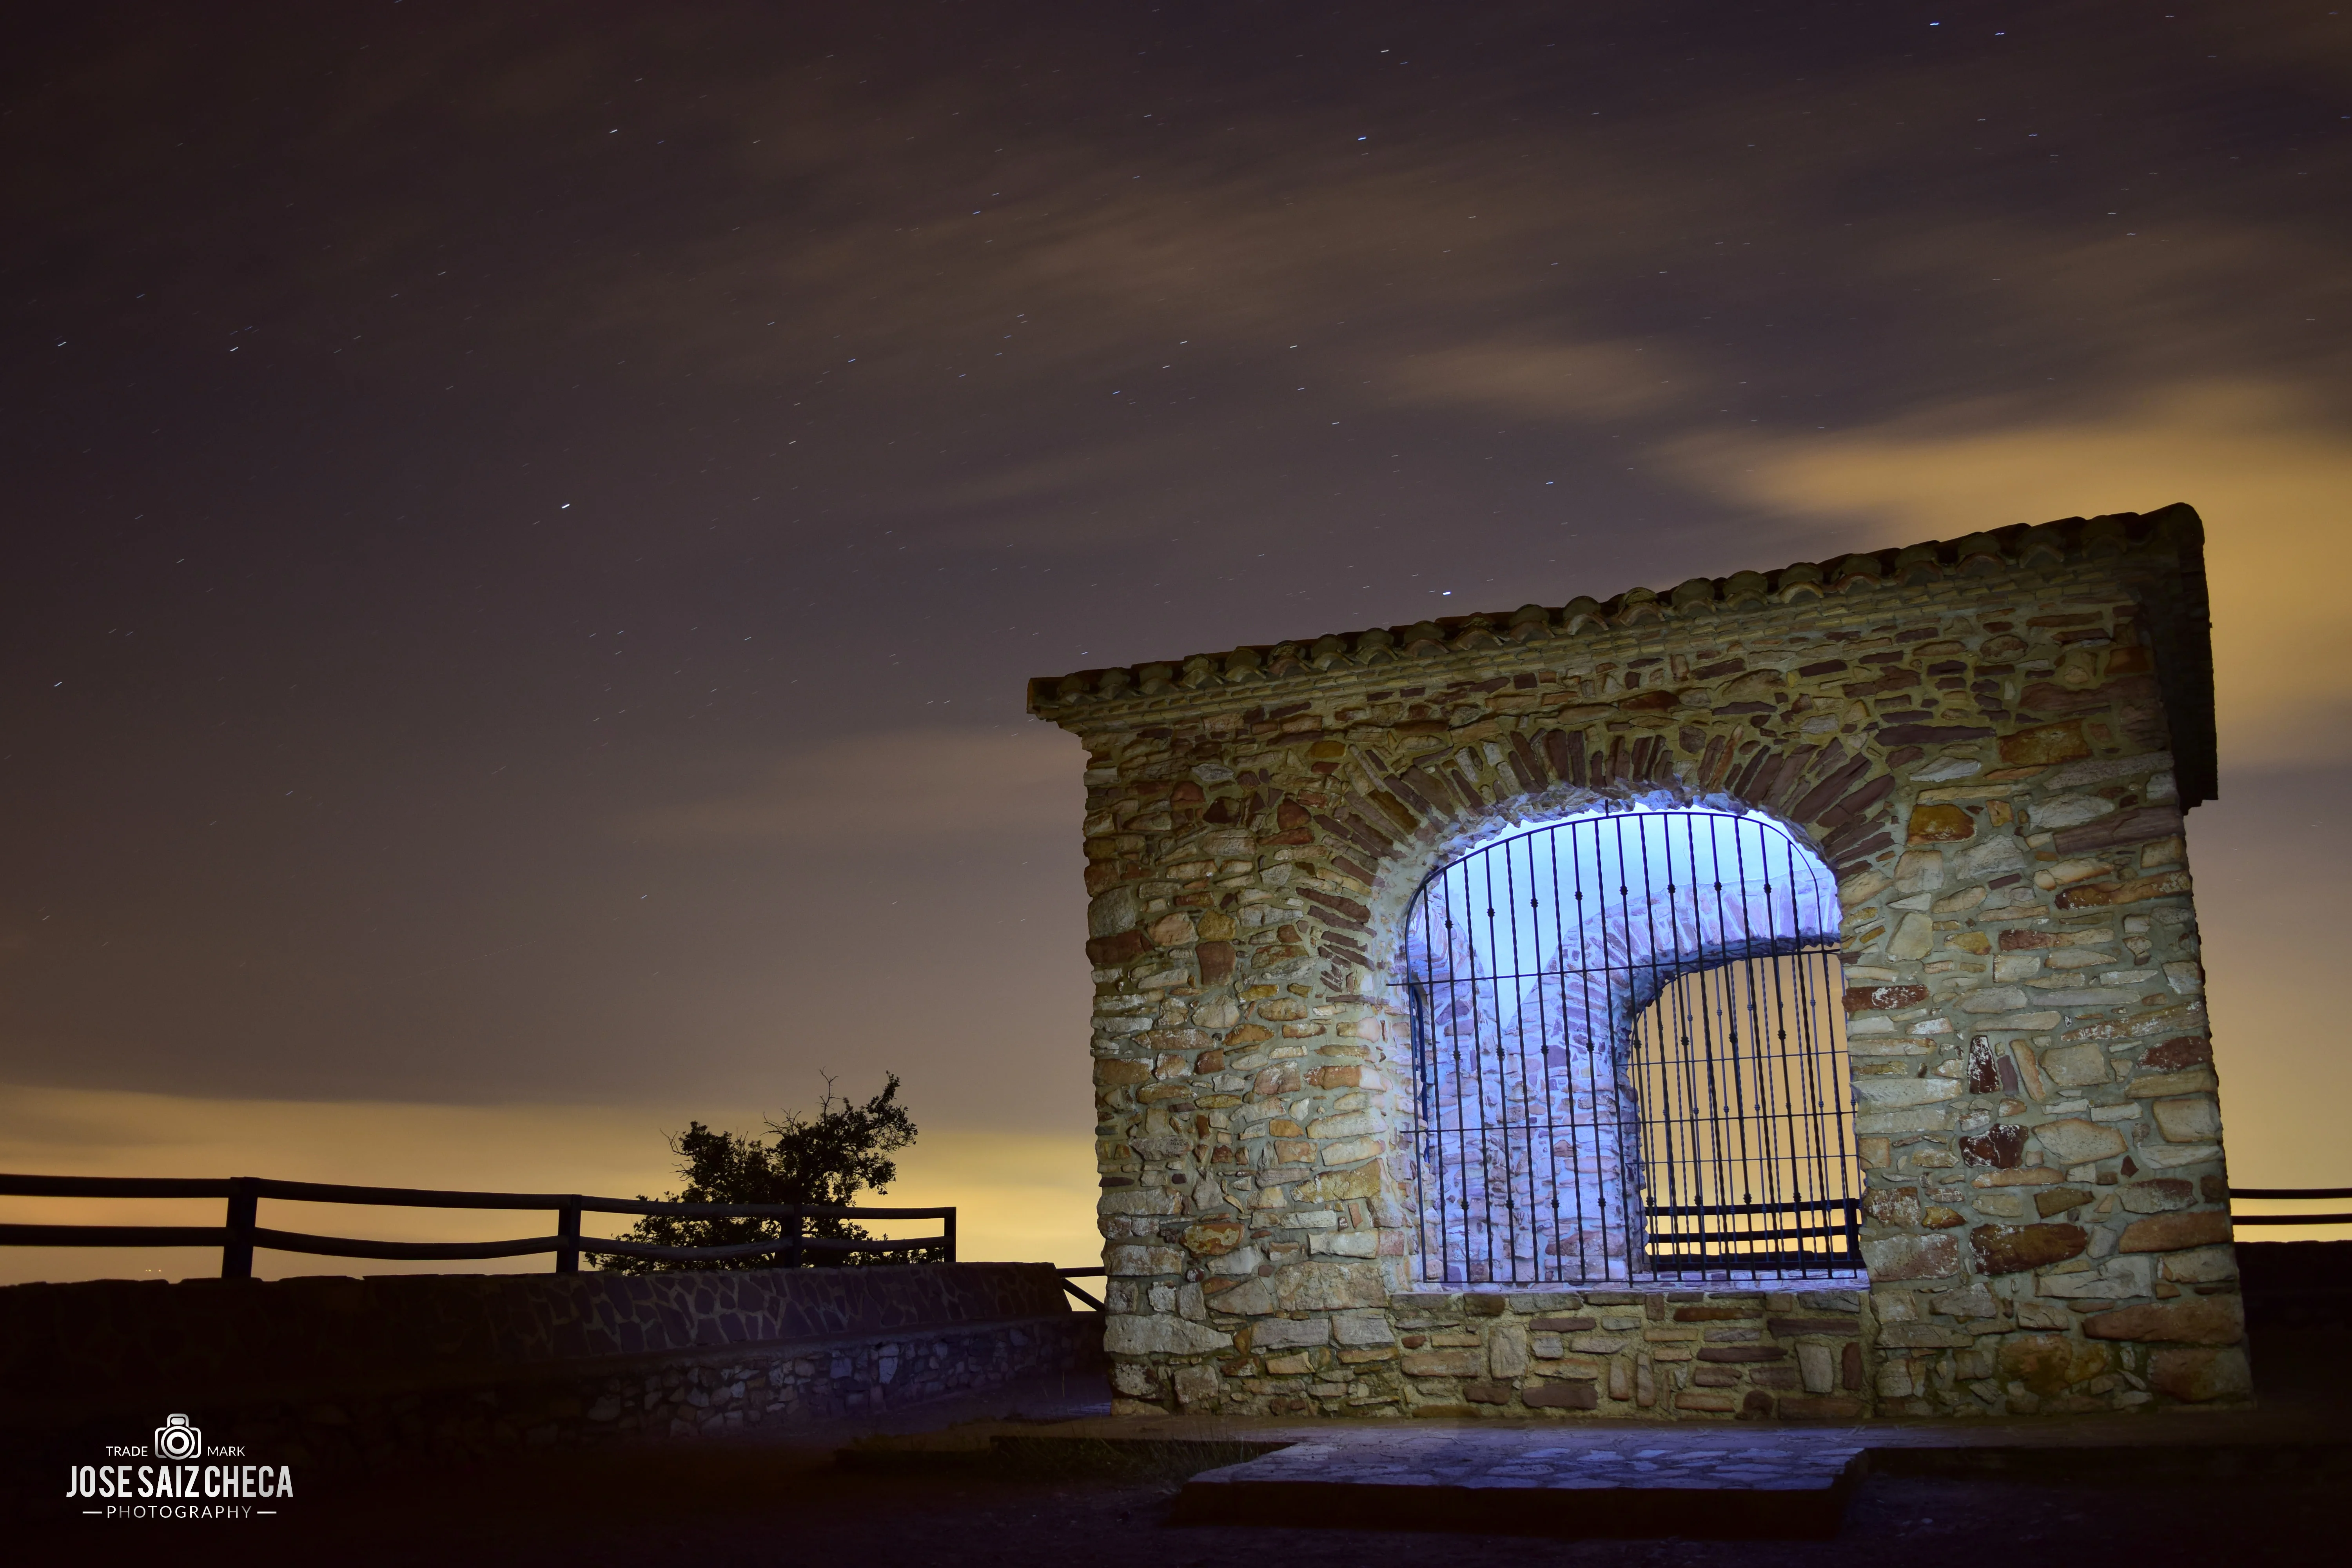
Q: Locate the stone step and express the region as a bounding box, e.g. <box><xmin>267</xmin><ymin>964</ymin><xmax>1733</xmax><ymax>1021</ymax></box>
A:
<box><xmin>1171</xmin><ymin>1429</ymin><xmax>1866</xmax><ymax>1539</ymax></box>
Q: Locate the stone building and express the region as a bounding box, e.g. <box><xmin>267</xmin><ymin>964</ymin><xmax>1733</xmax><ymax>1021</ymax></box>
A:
<box><xmin>1028</xmin><ymin>505</ymin><xmax>2243</xmax><ymax>1419</ymax></box>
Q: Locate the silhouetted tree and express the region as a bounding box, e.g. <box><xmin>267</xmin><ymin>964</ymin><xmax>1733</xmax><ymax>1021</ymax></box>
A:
<box><xmin>589</xmin><ymin>1073</ymin><xmax>929</xmax><ymax>1271</ymax></box>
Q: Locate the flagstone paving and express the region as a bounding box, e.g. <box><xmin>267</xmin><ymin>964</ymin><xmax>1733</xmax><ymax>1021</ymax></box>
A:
<box><xmin>1173</xmin><ymin>1426</ymin><xmax>1869</xmax><ymax>1536</ymax></box>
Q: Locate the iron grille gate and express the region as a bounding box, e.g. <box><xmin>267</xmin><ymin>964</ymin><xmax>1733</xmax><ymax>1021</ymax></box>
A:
<box><xmin>1403</xmin><ymin>808</ymin><xmax>1863</xmax><ymax>1287</ymax></box>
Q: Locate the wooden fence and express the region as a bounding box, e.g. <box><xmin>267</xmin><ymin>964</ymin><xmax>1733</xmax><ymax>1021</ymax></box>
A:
<box><xmin>2223</xmin><ymin>1187</ymin><xmax>2352</xmax><ymax>1226</ymax></box>
<box><xmin>11</xmin><ymin>1171</ymin><xmax>2324</xmax><ymax>1305</ymax></box>
<box><xmin>0</xmin><ymin>1173</ymin><xmax>954</xmax><ymax>1277</ymax></box>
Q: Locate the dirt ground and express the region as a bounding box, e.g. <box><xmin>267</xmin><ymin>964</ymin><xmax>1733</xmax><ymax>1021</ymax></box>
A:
<box><xmin>33</xmin><ymin>1441</ymin><xmax>2342</xmax><ymax>1568</ymax></box>
<box><xmin>22</xmin><ymin>1325</ymin><xmax>2347</xmax><ymax>1567</ymax></box>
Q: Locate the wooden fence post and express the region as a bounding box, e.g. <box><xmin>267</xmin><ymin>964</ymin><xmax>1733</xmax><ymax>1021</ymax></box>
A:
<box><xmin>942</xmin><ymin>1208</ymin><xmax>956</xmax><ymax>1264</ymax></box>
<box><xmin>556</xmin><ymin>1200</ymin><xmax>581</xmax><ymax>1273</ymax></box>
<box><xmin>221</xmin><ymin>1178</ymin><xmax>257</xmax><ymax>1280</ymax></box>
<box><xmin>786</xmin><ymin>1207</ymin><xmax>803</xmax><ymax>1269</ymax></box>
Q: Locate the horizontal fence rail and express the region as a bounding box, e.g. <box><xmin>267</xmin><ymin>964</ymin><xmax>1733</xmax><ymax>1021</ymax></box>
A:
<box><xmin>0</xmin><ymin>1173</ymin><xmax>955</xmax><ymax>1278</ymax></box>
<box><xmin>2228</xmin><ymin>1187</ymin><xmax>2352</xmax><ymax>1228</ymax></box>
<box><xmin>1055</xmin><ymin>1265</ymin><xmax>1106</xmax><ymax>1311</ymax></box>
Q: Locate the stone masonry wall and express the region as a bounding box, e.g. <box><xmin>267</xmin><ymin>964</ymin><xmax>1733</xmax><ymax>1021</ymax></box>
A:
<box><xmin>0</xmin><ymin>1261</ymin><xmax>1073</xmax><ymax>1411</ymax></box>
<box><xmin>0</xmin><ymin>1263</ymin><xmax>1098</xmax><ymax>1486</ymax></box>
<box><xmin>1029</xmin><ymin>505</ymin><xmax>2246</xmax><ymax>1421</ymax></box>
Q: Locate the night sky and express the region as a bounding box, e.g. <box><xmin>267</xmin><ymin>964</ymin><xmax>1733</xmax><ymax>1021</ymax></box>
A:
<box><xmin>4</xmin><ymin>2</ymin><xmax>2348</xmax><ymax>1274</ymax></box>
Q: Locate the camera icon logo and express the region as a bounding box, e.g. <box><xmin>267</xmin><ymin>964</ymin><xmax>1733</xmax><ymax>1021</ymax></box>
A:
<box><xmin>154</xmin><ymin>1414</ymin><xmax>203</xmax><ymax>1460</ymax></box>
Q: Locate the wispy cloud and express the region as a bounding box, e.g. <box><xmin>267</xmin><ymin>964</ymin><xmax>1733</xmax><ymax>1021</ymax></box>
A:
<box><xmin>627</xmin><ymin>728</ymin><xmax>1084</xmax><ymax>846</ymax></box>
<box><xmin>1657</xmin><ymin>379</ymin><xmax>2352</xmax><ymax>766</ymax></box>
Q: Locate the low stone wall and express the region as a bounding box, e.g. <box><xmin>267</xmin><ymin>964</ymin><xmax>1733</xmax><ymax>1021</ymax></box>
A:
<box><xmin>1114</xmin><ymin>1285</ymin><xmax>1871</xmax><ymax>1418</ymax></box>
<box><xmin>0</xmin><ymin>1263</ymin><xmax>1102</xmax><ymax>1478</ymax></box>
<box><xmin>1118</xmin><ymin>1279</ymin><xmax>2248</xmax><ymax>1419</ymax></box>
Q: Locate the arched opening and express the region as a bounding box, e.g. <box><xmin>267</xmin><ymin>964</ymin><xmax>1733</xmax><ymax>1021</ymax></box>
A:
<box><xmin>1401</xmin><ymin>805</ymin><xmax>1863</xmax><ymax>1287</ymax></box>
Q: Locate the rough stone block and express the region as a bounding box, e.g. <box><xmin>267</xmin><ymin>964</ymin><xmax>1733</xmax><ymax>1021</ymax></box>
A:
<box><xmin>1105</xmin><ymin>1314</ymin><xmax>1233</xmax><ymax>1356</ymax></box>
<box><xmin>2034</xmin><ymin>1187</ymin><xmax>2095</xmax><ymax>1218</ymax></box>
<box><xmin>1251</xmin><ymin>1316</ymin><xmax>1332</xmax><ymax>1350</ymax></box>
<box><xmin>1998</xmin><ymin>1333</ymin><xmax>2110</xmax><ymax>1395</ymax></box>
<box><xmin>1962</xmin><ymin>985</ymin><xmax>2033</xmax><ymax>1014</ymax></box>
<box><xmin>1107</xmin><ymin>1245</ymin><xmax>1185</xmax><ymax>1276</ymax></box>
<box><xmin>1181</xmin><ymin>1220</ymin><xmax>1247</xmax><ymax>1256</ymax></box>
<box><xmin>1971</xmin><ymin>1223</ymin><xmax>2089</xmax><ymax>1275</ymax></box>
<box><xmin>1674</xmin><ymin>1390</ymin><xmax>1739</xmax><ymax>1412</ymax></box>
<box><xmin>1861</xmin><ymin>1233</ymin><xmax>1960</xmax><ymax>1281</ymax></box>
<box><xmin>2148</xmin><ymin>1346</ymin><xmax>2252</xmax><ymax>1403</ymax></box>
<box><xmin>1955</xmin><ymin>835</ymin><xmax>2032</xmax><ymax>879</ymax></box>
<box><xmin>1880</xmin><ymin>1322</ymin><xmax>1971</xmax><ymax>1348</ymax></box>
<box><xmin>1887</xmin><ymin>912</ymin><xmax>1935</xmax><ymax>960</ymax></box>
<box><xmin>1172</xmin><ymin>1365</ymin><xmax>1221</xmax><ymax>1407</ymax></box>
<box><xmin>1522</xmin><ymin>1379</ymin><xmax>1598</xmax><ymax>1409</ymax></box>
<box><xmin>2033</xmin><ymin>1119</ymin><xmax>2128</xmax><ymax>1166</ymax></box>
<box><xmin>2117</xmin><ymin>1209</ymin><xmax>2230</xmax><ymax>1253</ymax></box>
<box><xmin>2129</xmin><ymin>1067</ymin><xmax>2220</xmax><ymax>1098</ymax></box>
<box><xmin>1908</xmin><ymin>804</ymin><xmax>1976</xmax><ymax>842</ymax></box>
<box><xmin>2142</xmin><ymin>1036</ymin><xmax>2213</xmax><ymax>1071</ymax></box>
<box><xmin>1854</xmin><ymin>1077</ymin><xmax>1962</xmax><ymax>1107</ymax></box>
<box><xmin>2041</xmin><ymin>1044</ymin><xmax>2109</xmax><ymax>1087</ymax></box>
<box><xmin>2036</xmin><ymin>1256</ymin><xmax>2153</xmax><ymax>1298</ymax></box>
<box><xmin>2136</xmin><ymin>1141</ymin><xmax>2220</xmax><ymax>1170</ymax></box>
<box><xmin>1847</xmin><ymin>982</ymin><xmax>1929</xmax><ymax>1011</ymax></box>
<box><xmin>2082</xmin><ymin>1295</ymin><xmax>2244</xmax><ymax>1346</ymax></box>
<box><xmin>2151</xmin><ymin>1095</ymin><xmax>2221</xmax><ymax>1142</ymax></box>
<box><xmin>2120</xmin><ymin>1178</ymin><xmax>2196</xmax><ymax>1213</ymax></box>
<box><xmin>2160</xmin><ymin>1245</ymin><xmax>2238</xmax><ymax>1283</ymax></box>
<box><xmin>1087</xmin><ymin>886</ymin><xmax>1141</xmax><ymax>937</ymax></box>
<box><xmin>1303</xmin><ymin>1163</ymin><xmax>1382</xmax><ymax>1203</ymax></box>
<box><xmin>1275</xmin><ymin>1259</ymin><xmax>1385</xmax><ymax>1311</ymax></box>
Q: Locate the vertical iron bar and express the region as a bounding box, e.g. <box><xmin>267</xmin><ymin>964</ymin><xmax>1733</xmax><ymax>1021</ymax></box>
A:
<box><xmin>1558</xmin><ymin>835</ymin><xmax>1576</xmax><ymax>1281</ymax></box>
<box><xmin>1443</xmin><ymin>873</ymin><xmax>1470</xmax><ymax>1285</ymax></box>
<box><xmin>1477</xmin><ymin>860</ymin><xmax>1496</xmax><ymax>1288</ymax></box>
<box><xmin>1501</xmin><ymin>837</ymin><xmax>1529</xmax><ymax>1283</ymax></box>
<box><xmin>1732</xmin><ymin>824</ymin><xmax>1776</xmax><ymax>1273</ymax></box>
<box><xmin>1570</xmin><ymin>819</ymin><xmax>1608</xmax><ymax>1280</ymax></box>
<box><xmin>1537</xmin><ymin>828</ymin><xmax>1568</xmax><ymax>1283</ymax></box>
<box><xmin>1772</xmin><ymin>834</ymin><xmax>1817</xmax><ymax>1276</ymax></box>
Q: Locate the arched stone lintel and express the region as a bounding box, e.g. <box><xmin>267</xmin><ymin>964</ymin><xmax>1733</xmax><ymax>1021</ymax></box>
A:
<box><xmin>1334</xmin><ymin>721</ymin><xmax>1905</xmax><ymax>982</ymax></box>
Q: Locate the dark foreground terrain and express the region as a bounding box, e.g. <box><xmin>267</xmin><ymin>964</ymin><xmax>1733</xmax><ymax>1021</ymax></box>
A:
<box><xmin>24</xmin><ymin>1337</ymin><xmax>2345</xmax><ymax>1568</ymax></box>
<box><xmin>29</xmin><ymin>1441</ymin><xmax>2345</xmax><ymax>1568</ymax></box>
<box><xmin>22</xmin><ymin>1247</ymin><xmax>2349</xmax><ymax>1567</ymax></box>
